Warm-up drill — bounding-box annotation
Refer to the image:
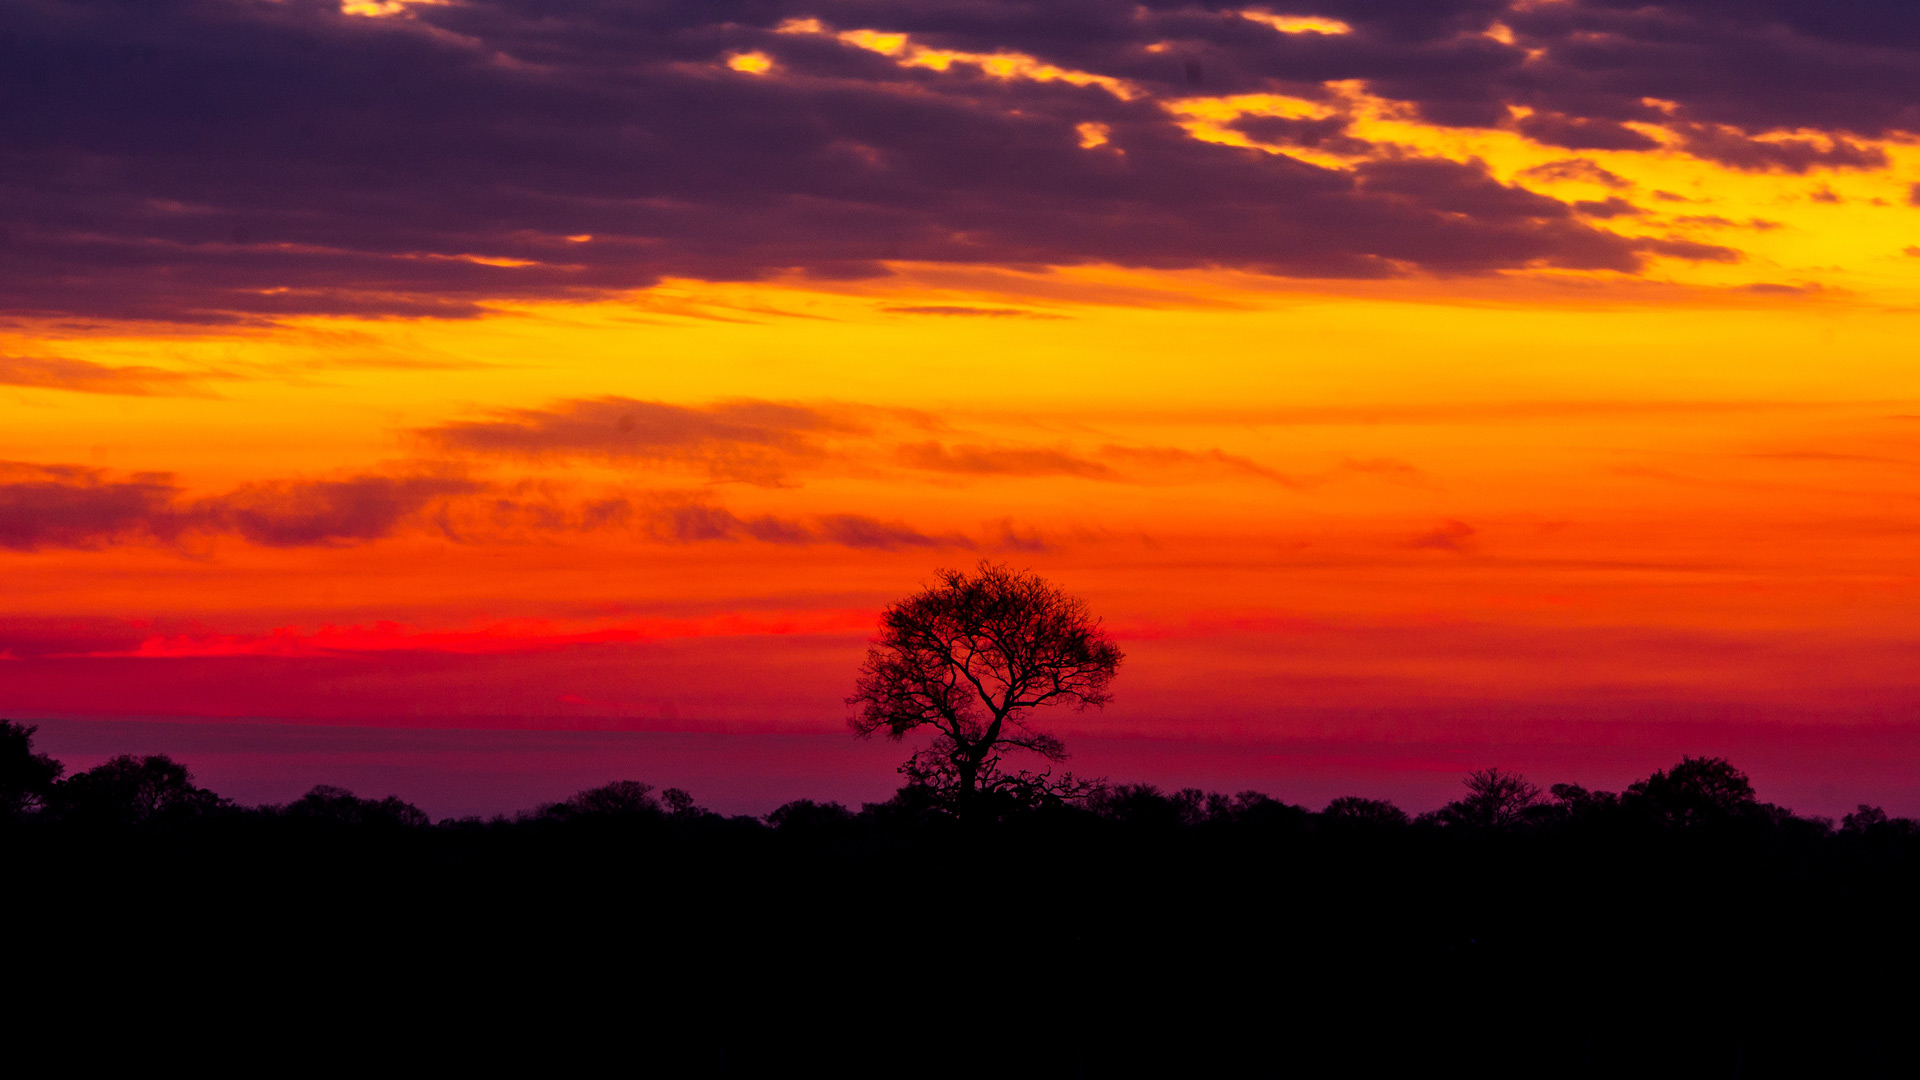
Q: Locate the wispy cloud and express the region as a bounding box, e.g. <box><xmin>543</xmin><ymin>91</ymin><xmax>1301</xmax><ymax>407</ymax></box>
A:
<box><xmin>0</xmin><ymin>355</ymin><xmax>211</xmax><ymax>396</ymax></box>
<box><xmin>598</xmin><ymin>496</ymin><xmax>973</xmax><ymax>551</ymax></box>
<box><xmin>880</xmin><ymin>305</ymin><xmax>1066</xmax><ymax>319</ymax></box>
<box><xmin>421</xmin><ymin>397</ymin><xmax>873</xmax><ymax>486</ymax></box>
<box><xmin>0</xmin><ymin>460</ymin><xmax>1030</xmax><ymax>554</ymax></box>
<box><xmin>1096</xmin><ymin>445</ymin><xmax>1305</xmax><ymax>486</ymax></box>
<box><xmin>424</xmin><ymin>396</ymin><xmax>1347</xmax><ymax>490</ymax></box>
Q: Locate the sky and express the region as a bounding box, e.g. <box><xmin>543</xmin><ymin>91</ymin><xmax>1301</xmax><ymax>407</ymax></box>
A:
<box><xmin>8</xmin><ymin>0</ymin><xmax>1920</xmax><ymax>817</ymax></box>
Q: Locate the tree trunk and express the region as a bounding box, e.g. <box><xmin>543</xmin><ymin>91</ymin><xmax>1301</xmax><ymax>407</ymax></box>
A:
<box><xmin>955</xmin><ymin>757</ymin><xmax>978</xmax><ymax>818</ymax></box>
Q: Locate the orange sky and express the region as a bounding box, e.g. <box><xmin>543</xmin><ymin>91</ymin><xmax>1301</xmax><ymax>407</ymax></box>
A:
<box><xmin>8</xmin><ymin>0</ymin><xmax>1920</xmax><ymax>814</ymax></box>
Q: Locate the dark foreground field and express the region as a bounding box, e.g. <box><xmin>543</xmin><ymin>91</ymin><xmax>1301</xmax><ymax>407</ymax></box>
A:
<box><xmin>6</xmin><ymin>733</ymin><xmax>1918</xmax><ymax>1076</ymax></box>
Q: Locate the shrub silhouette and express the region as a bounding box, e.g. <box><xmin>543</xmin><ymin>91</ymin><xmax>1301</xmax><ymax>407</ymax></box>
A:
<box><xmin>282</xmin><ymin>784</ymin><xmax>430</xmax><ymax>828</ymax></box>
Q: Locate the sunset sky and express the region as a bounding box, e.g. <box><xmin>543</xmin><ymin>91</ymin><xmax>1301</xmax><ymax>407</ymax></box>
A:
<box><xmin>9</xmin><ymin>0</ymin><xmax>1920</xmax><ymax>816</ymax></box>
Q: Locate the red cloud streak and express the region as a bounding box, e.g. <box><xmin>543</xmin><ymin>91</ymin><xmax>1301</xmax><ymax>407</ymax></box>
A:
<box><xmin>74</xmin><ymin>610</ymin><xmax>879</xmax><ymax>659</ymax></box>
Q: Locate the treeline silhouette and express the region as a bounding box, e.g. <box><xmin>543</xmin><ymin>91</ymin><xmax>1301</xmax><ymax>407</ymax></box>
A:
<box><xmin>5</xmin><ymin>719</ymin><xmax>1917</xmax><ymax>1077</ymax></box>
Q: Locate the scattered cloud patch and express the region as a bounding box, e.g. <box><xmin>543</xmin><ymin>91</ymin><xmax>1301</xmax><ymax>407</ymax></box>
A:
<box><xmin>1520</xmin><ymin>159</ymin><xmax>1633</xmax><ymax>190</ymax></box>
<box><xmin>422</xmin><ymin>398</ymin><xmax>867</xmax><ymax>486</ymax></box>
<box><xmin>1673</xmin><ymin>126</ymin><xmax>1887</xmax><ymax>175</ymax></box>
<box><xmin>1239</xmin><ymin>12</ymin><xmax>1352</xmax><ymax>36</ymax></box>
<box><xmin>0</xmin><ymin>463</ymin><xmax>478</xmax><ymax>551</ymax></box>
<box><xmin>1641</xmin><ymin>237</ymin><xmax>1743</xmax><ymax>263</ymax></box>
<box><xmin>0</xmin><ymin>462</ymin><xmax>182</xmax><ymax>550</ymax></box>
<box><xmin>1515</xmin><ymin>113</ymin><xmax>1661</xmax><ymax>152</ymax></box>
<box><xmin>1097</xmin><ymin>445</ymin><xmax>1305</xmax><ymax>487</ymax></box>
<box><xmin>1574</xmin><ymin>197</ymin><xmax>1642</xmax><ymax>219</ymax></box>
<box><xmin>726</xmin><ymin>51</ymin><xmax>774</xmax><ymax>74</ymax></box>
<box><xmin>1339</xmin><ymin>458</ymin><xmax>1431</xmax><ymax>486</ymax></box>
<box><xmin>197</xmin><ymin>475</ymin><xmax>482</xmax><ymax>548</ymax></box>
<box><xmin>1409</xmin><ymin>519</ymin><xmax>1477</xmax><ymax>553</ymax></box>
<box><xmin>0</xmin><ymin>459</ymin><xmax>1023</xmax><ymax>555</ymax></box>
<box><xmin>881</xmin><ymin>306</ymin><xmax>1064</xmax><ymax>318</ymax></box>
<box><xmin>896</xmin><ymin>442</ymin><xmax>1119</xmax><ymax>480</ymax></box>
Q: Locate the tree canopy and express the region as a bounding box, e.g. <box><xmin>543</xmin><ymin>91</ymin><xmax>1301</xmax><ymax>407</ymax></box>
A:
<box><xmin>0</xmin><ymin>720</ymin><xmax>64</xmax><ymax>819</ymax></box>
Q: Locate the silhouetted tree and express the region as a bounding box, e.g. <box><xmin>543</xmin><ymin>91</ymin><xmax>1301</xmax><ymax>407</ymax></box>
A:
<box><xmin>1322</xmin><ymin>796</ymin><xmax>1409</xmax><ymax>827</ymax></box>
<box><xmin>1432</xmin><ymin>767</ymin><xmax>1542</xmax><ymax>828</ymax></box>
<box><xmin>848</xmin><ymin>561</ymin><xmax>1121</xmax><ymax>816</ymax></box>
<box><xmin>0</xmin><ymin>720</ymin><xmax>64</xmax><ymax>819</ymax></box>
<box><xmin>1625</xmin><ymin>756</ymin><xmax>1757</xmax><ymax>828</ymax></box>
<box><xmin>53</xmin><ymin>754</ymin><xmax>226</xmax><ymax>825</ymax></box>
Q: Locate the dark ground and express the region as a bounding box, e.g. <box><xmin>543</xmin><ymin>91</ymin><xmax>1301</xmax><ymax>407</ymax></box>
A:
<box><xmin>8</xmin><ymin>779</ymin><xmax>1918</xmax><ymax>1077</ymax></box>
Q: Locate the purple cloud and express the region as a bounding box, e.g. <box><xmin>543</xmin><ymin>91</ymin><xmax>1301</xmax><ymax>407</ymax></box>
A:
<box><xmin>11</xmin><ymin>0</ymin><xmax>1882</xmax><ymax>321</ymax></box>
